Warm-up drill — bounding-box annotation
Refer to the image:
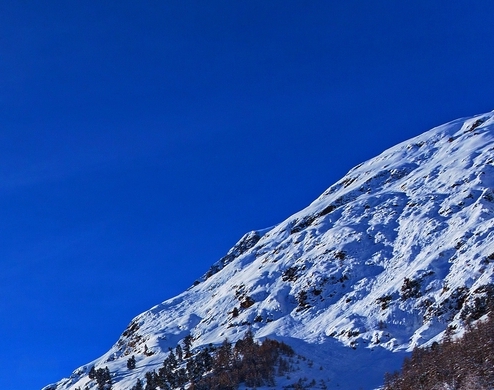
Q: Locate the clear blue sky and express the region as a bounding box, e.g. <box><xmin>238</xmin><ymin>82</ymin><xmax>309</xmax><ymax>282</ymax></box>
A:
<box><xmin>1</xmin><ymin>2</ymin><xmax>494</xmax><ymax>389</ymax></box>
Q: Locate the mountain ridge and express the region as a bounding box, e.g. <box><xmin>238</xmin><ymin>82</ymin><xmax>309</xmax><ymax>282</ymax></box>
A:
<box><xmin>45</xmin><ymin>111</ymin><xmax>494</xmax><ymax>390</ymax></box>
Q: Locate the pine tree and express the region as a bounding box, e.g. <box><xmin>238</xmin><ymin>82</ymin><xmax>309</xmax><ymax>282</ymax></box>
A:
<box><xmin>183</xmin><ymin>334</ymin><xmax>193</xmax><ymax>358</ymax></box>
<box><xmin>176</xmin><ymin>367</ymin><xmax>188</xmax><ymax>389</ymax></box>
<box><xmin>94</xmin><ymin>367</ymin><xmax>112</xmax><ymax>390</ymax></box>
<box><xmin>127</xmin><ymin>355</ymin><xmax>137</xmax><ymax>370</ymax></box>
<box><xmin>175</xmin><ymin>344</ymin><xmax>183</xmax><ymax>361</ymax></box>
<box><xmin>167</xmin><ymin>348</ymin><xmax>178</xmax><ymax>369</ymax></box>
<box><xmin>131</xmin><ymin>378</ymin><xmax>143</xmax><ymax>390</ymax></box>
<box><xmin>144</xmin><ymin>371</ymin><xmax>158</xmax><ymax>390</ymax></box>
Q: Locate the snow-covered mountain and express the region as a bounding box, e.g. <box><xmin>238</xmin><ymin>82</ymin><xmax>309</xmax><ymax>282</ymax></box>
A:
<box><xmin>45</xmin><ymin>111</ymin><xmax>494</xmax><ymax>390</ymax></box>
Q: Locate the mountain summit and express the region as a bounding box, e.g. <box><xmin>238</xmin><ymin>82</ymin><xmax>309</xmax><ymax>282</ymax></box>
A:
<box><xmin>45</xmin><ymin>112</ymin><xmax>494</xmax><ymax>390</ymax></box>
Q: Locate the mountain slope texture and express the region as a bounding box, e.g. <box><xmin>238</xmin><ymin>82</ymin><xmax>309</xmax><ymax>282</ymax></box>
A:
<box><xmin>45</xmin><ymin>111</ymin><xmax>494</xmax><ymax>390</ymax></box>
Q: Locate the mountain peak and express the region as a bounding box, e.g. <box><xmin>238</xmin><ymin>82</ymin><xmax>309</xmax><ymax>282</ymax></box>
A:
<box><xmin>45</xmin><ymin>111</ymin><xmax>494</xmax><ymax>390</ymax></box>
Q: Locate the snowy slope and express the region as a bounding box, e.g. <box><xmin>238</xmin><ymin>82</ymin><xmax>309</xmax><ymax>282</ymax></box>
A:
<box><xmin>45</xmin><ymin>111</ymin><xmax>494</xmax><ymax>390</ymax></box>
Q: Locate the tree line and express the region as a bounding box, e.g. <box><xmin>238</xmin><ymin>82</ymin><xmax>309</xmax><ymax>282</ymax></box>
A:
<box><xmin>130</xmin><ymin>330</ymin><xmax>295</xmax><ymax>390</ymax></box>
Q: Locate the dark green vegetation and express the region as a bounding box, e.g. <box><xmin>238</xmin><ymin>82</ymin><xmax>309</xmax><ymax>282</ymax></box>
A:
<box><xmin>384</xmin><ymin>312</ymin><xmax>494</xmax><ymax>390</ymax></box>
<box><xmin>87</xmin><ymin>366</ymin><xmax>112</xmax><ymax>390</ymax></box>
<box><xmin>131</xmin><ymin>330</ymin><xmax>296</xmax><ymax>390</ymax></box>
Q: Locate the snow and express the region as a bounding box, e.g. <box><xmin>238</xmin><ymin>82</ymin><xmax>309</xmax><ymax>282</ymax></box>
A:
<box><xmin>44</xmin><ymin>110</ymin><xmax>494</xmax><ymax>390</ymax></box>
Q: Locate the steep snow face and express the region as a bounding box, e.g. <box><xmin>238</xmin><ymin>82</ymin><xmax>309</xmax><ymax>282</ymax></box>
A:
<box><xmin>46</xmin><ymin>112</ymin><xmax>494</xmax><ymax>390</ymax></box>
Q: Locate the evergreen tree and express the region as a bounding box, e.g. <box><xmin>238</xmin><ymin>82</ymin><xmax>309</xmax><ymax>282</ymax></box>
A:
<box><xmin>167</xmin><ymin>348</ymin><xmax>178</xmax><ymax>369</ymax></box>
<box><xmin>144</xmin><ymin>371</ymin><xmax>158</xmax><ymax>390</ymax></box>
<box><xmin>131</xmin><ymin>378</ymin><xmax>143</xmax><ymax>390</ymax></box>
<box><xmin>127</xmin><ymin>355</ymin><xmax>137</xmax><ymax>370</ymax></box>
<box><xmin>100</xmin><ymin>367</ymin><xmax>112</xmax><ymax>390</ymax></box>
<box><xmin>176</xmin><ymin>367</ymin><xmax>188</xmax><ymax>389</ymax></box>
<box><xmin>183</xmin><ymin>334</ymin><xmax>193</xmax><ymax>358</ymax></box>
<box><xmin>199</xmin><ymin>348</ymin><xmax>213</xmax><ymax>373</ymax></box>
<box><xmin>176</xmin><ymin>344</ymin><xmax>183</xmax><ymax>361</ymax></box>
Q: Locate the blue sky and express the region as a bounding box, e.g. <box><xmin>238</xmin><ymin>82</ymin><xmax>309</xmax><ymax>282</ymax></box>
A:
<box><xmin>2</xmin><ymin>1</ymin><xmax>494</xmax><ymax>389</ymax></box>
